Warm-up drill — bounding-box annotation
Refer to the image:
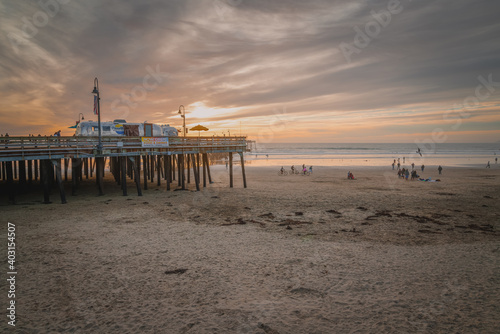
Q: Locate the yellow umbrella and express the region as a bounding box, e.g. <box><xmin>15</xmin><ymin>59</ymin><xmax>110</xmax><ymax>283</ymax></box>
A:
<box><xmin>190</xmin><ymin>124</ymin><xmax>209</xmax><ymax>136</ymax></box>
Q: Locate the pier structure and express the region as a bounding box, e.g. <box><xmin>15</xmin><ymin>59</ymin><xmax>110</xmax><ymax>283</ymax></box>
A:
<box><xmin>0</xmin><ymin>135</ymin><xmax>248</xmax><ymax>204</ymax></box>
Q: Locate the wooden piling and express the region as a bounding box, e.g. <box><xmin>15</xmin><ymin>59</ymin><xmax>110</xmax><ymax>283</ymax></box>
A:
<box><xmin>130</xmin><ymin>156</ymin><xmax>142</xmax><ymax>196</ymax></box>
<box><xmin>181</xmin><ymin>154</ymin><xmax>186</xmax><ymax>190</ymax></box>
<box><xmin>6</xmin><ymin>161</ymin><xmax>14</xmax><ymax>202</ymax></box>
<box><xmin>27</xmin><ymin>160</ymin><xmax>33</xmax><ymax>184</ymax></box>
<box><xmin>157</xmin><ymin>155</ymin><xmax>161</xmax><ymax>186</ymax></box>
<box><xmin>203</xmin><ymin>153</ymin><xmax>213</xmax><ymax>184</ymax></box>
<box><xmin>239</xmin><ymin>152</ymin><xmax>247</xmax><ymax>188</ymax></box>
<box><xmin>64</xmin><ymin>158</ymin><xmax>69</xmax><ymax>181</ymax></box>
<box><xmin>229</xmin><ymin>152</ymin><xmax>233</xmax><ymax>188</ymax></box>
<box><xmin>19</xmin><ymin>160</ymin><xmax>26</xmax><ymax>185</ymax></box>
<box><xmin>192</xmin><ymin>154</ymin><xmax>200</xmax><ymax>191</ymax></box>
<box><xmin>187</xmin><ymin>154</ymin><xmax>191</xmax><ymax>184</ymax></box>
<box><xmin>53</xmin><ymin>159</ymin><xmax>67</xmax><ymax>204</ymax></box>
<box><xmin>121</xmin><ymin>156</ymin><xmax>127</xmax><ymax>196</ymax></box>
<box><xmin>41</xmin><ymin>160</ymin><xmax>51</xmax><ymax>204</ymax></box>
<box><xmin>166</xmin><ymin>155</ymin><xmax>171</xmax><ymax>191</ymax></box>
<box><xmin>96</xmin><ymin>157</ymin><xmax>104</xmax><ymax>196</ymax></box>
<box><xmin>34</xmin><ymin>160</ymin><xmax>39</xmax><ymax>181</ymax></box>
<box><xmin>143</xmin><ymin>155</ymin><xmax>148</xmax><ymax>190</ymax></box>
<box><xmin>71</xmin><ymin>158</ymin><xmax>78</xmax><ymax>196</ymax></box>
<box><xmin>84</xmin><ymin>158</ymin><xmax>89</xmax><ymax>179</ymax></box>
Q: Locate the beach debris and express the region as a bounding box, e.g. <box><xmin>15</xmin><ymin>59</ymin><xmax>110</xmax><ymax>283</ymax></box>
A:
<box><xmin>326</xmin><ymin>209</ymin><xmax>341</xmax><ymax>215</ymax></box>
<box><xmin>365</xmin><ymin>210</ymin><xmax>393</xmax><ymax>220</ymax></box>
<box><xmin>244</xmin><ymin>207</ymin><xmax>251</xmax><ymax>210</ymax></box>
<box><xmin>257</xmin><ymin>323</ymin><xmax>280</xmax><ymax>334</ymax></box>
<box><xmin>340</xmin><ymin>228</ymin><xmax>359</xmax><ymax>233</ymax></box>
<box><xmin>286</xmin><ymin>225</ymin><xmax>292</xmax><ymax>230</ymax></box>
<box><xmin>211</xmin><ymin>196</ymin><xmax>219</xmax><ymax>198</ymax></box>
<box><xmin>295</xmin><ymin>212</ymin><xmax>303</xmax><ymax>216</ymax></box>
<box><xmin>259</xmin><ymin>213</ymin><xmax>275</xmax><ymax>219</ymax></box>
<box><xmin>356</xmin><ymin>206</ymin><xmax>368</xmax><ymax>211</ymax></box>
<box><xmin>483</xmin><ymin>195</ymin><xmax>493</xmax><ymax>199</ymax></box>
<box><xmin>143</xmin><ymin>201</ymin><xmax>149</xmax><ymax>204</ymax></box>
<box><xmin>221</xmin><ymin>218</ymin><xmax>247</xmax><ymax>226</ymax></box>
<box><xmin>418</xmin><ymin>229</ymin><xmax>442</xmax><ymax>234</ymax></box>
<box><xmin>467</xmin><ymin>223</ymin><xmax>495</xmax><ymax>232</ymax></box>
<box><xmin>164</xmin><ymin>268</ymin><xmax>188</xmax><ymax>275</ymax></box>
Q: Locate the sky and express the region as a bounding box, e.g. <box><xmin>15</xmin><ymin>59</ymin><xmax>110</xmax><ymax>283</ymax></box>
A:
<box><xmin>1</xmin><ymin>0</ymin><xmax>499</xmax><ymax>143</ymax></box>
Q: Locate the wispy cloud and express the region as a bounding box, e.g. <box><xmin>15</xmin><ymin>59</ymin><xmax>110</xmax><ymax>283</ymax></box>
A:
<box><xmin>0</xmin><ymin>0</ymin><xmax>499</xmax><ymax>142</ymax></box>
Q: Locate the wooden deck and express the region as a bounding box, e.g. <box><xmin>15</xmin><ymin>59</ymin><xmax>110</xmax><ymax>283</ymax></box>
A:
<box><xmin>0</xmin><ymin>136</ymin><xmax>248</xmax><ymax>161</ymax></box>
<box><xmin>0</xmin><ymin>136</ymin><xmax>248</xmax><ymax>203</ymax></box>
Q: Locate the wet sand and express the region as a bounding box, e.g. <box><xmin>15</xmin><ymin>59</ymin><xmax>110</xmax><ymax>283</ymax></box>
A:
<box><xmin>1</xmin><ymin>165</ymin><xmax>499</xmax><ymax>333</ymax></box>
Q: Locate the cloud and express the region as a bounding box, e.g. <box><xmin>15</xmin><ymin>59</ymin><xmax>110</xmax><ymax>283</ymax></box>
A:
<box><xmin>0</xmin><ymin>0</ymin><xmax>499</xmax><ymax>142</ymax></box>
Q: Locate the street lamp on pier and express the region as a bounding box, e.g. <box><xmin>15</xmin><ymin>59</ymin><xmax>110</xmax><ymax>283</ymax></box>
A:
<box><xmin>91</xmin><ymin>77</ymin><xmax>102</xmax><ymax>151</ymax></box>
<box><xmin>178</xmin><ymin>105</ymin><xmax>186</xmax><ymax>137</ymax></box>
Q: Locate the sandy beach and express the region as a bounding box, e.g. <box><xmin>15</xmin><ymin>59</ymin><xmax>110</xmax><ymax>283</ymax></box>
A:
<box><xmin>1</xmin><ymin>165</ymin><xmax>499</xmax><ymax>333</ymax></box>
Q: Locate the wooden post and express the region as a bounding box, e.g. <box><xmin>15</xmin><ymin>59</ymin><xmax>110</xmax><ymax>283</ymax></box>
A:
<box><xmin>181</xmin><ymin>154</ymin><xmax>186</xmax><ymax>190</ymax></box>
<box><xmin>166</xmin><ymin>155</ymin><xmax>171</xmax><ymax>191</ymax></box>
<box><xmin>187</xmin><ymin>154</ymin><xmax>191</xmax><ymax>184</ymax></box>
<box><xmin>177</xmin><ymin>155</ymin><xmax>181</xmax><ymax>187</ymax></box>
<box><xmin>130</xmin><ymin>156</ymin><xmax>142</xmax><ymax>196</ymax></box>
<box><xmin>229</xmin><ymin>152</ymin><xmax>233</xmax><ymax>188</ymax></box>
<box><xmin>90</xmin><ymin>158</ymin><xmax>94</xmax><ymax>178</ymax></box>
<box><xmin>27</xmin><ymin>160</ymin><xmax>33</xmax><ymax>184</ymax></box>
<box><xmin>172</xmin><ymin>155</ymin><xmax>176</xmax><ymax>181</ymax></box>
<box><xmin>96</xmin><ymin>157</ymin><xmax>104</xmax><ymax>196</ymax></box>
<box><xmin>6</xmin><ymin>161</ymin><xmax>15</xmax><ymax>202</ymax></box>
<box><xmin>71</xmin><ymin>158</ymin><xmax>78</xmax><ymax>196</ymax></box>
<box><xmin>239</xmin><ymin>152</ymin><xmax>247</xmax><ymax>188</ymax></box>
<box><xmin>64</xmin><ymin>158</ymin><xmax>69</xmax><ymax>181</ymax></box>
<box><xmin>84</xmin><ymin>158</ymin><xmax>89</xmax><ymax>179</ymax></box>
<box><xmin>143</xmin><ymin>155</ymin><xmax>148</xmax><ymax>190</ymax></box>
<box><xmin>34</xmin><ymin>159</ymin><xmax>39</xmax><ymax>181</ymax></box>
<box><xmin>19</xmin><ymin>160</ymin><xmax>26</xmax><ymax>185</ymax></box>
<box><xmin>41</xmin><ymin>160</ymin><xmax>51</xmax><ymax>204</ymax></box>
<box><xmin>203</xmin><ymin>153</ymin><xmax>207</xmax><ymax>188</ymax></box>
<box><xmin>150</xmin><ymin>155</ymin><xmax>155</xmax><ymax>184</ymax></box>
<box><xmin>157</xmin><ymin>155</ymin><xmax>161</xmax><ymax>186</ymax></box>
<box><xmin>163</xmin><ymin>155</ymin><xmax>167</xmax><ymax>180</ymax></box>
<box><xmin>121</xmin><ymin>156</ymin><xmax>127</xmax><ymax>196</ymax></box>
<box><xmin>193</xmin><ymin>154</ymin><xmax>200</xmax><ymax>191</ymax></box>
<box><xmin>14</xmin><ymin>161</ymin><xmax>17</xmax><ymax>180</ymax></box>
<box><xmin>204</xmin><ymin>153</ymin><xmax>213</xmax><ymax>184</ymax></box>
<box><xmin>52</xmin><ymin>159</ymin><xmax>67</xmax><ymax>204</ymax></box>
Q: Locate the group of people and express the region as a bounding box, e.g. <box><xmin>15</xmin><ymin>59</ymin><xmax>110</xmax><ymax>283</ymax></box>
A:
<box><xmin>289</xmin><ymin>164</ymin><xmax>313</xmax><ymax>175</ymax></box>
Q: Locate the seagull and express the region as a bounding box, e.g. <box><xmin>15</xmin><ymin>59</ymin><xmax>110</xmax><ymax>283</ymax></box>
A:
<box><xmin>416</xmin><ymin>147</ymin><xmax>422</xmax><ymax>157</ymax></box>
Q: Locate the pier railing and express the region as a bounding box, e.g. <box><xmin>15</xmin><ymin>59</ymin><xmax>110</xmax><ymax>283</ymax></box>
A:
<box><xmin>0</xmin><ymin>136</ymin><xmax>247</xmax><ymax>161</ymax></box>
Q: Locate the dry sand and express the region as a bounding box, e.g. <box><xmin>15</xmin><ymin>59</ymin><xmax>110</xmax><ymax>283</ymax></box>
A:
<box><xmin>1</xmin><ymin>165</ymin><xmax>499</xmax><ymax>333</ymax></box>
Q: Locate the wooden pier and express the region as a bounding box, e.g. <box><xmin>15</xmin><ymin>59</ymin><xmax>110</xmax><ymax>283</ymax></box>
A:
<box><xmin>0</xmin><ymin>135</ymin><xmax>248</xmax><ymax>204</ymax></box>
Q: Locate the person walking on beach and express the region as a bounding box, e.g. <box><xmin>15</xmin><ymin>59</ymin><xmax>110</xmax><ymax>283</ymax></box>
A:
<box><xmin>486</xmin><ymin>161</ymin><xmax>491</xmax><ymax>168</ymax></box>
<box><xmin>405</xmin><ymin>169</ymin><xmax>409</xmax><ymax>180</ymax></box>
<box><xmin>438</xmin><ymin>165</ymin><xmax>443</xmax><ymax>175</ymax></box>
<box><xmin>309</xmin><ymin>166</ymin><xmax>313</xmax><ymax>174</ymax></box>
<box><xmin>496</xmin><ymin>157</ymin><xmax>498</xmax><ymax>164</ymax></box>
<box><xmin>421</xmin><ymin>164</ymin><xmax>425</xmax><ymax>172</ymax></box>
<box><xmin>392</xmin><ymin>162</ymin><xmax>395</xmax><ymax>170</ymax></box>
<box><xmin>397</xmin><ymin>162</ymin><xmax>400</xmax><ymax>169</ymax></box>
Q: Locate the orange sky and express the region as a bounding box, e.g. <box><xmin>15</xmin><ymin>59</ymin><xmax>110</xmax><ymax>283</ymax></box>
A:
<box><xmin>1</xmin><ymin>1</ymin><xmax>499</xmax><ymax>142</ymax></box>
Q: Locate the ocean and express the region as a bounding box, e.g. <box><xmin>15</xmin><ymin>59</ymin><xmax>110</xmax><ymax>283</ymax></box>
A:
<box><xmin>246</xmin><ymin>142</ymin><xmax>500</xmax><ymax>168</ymax></box>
